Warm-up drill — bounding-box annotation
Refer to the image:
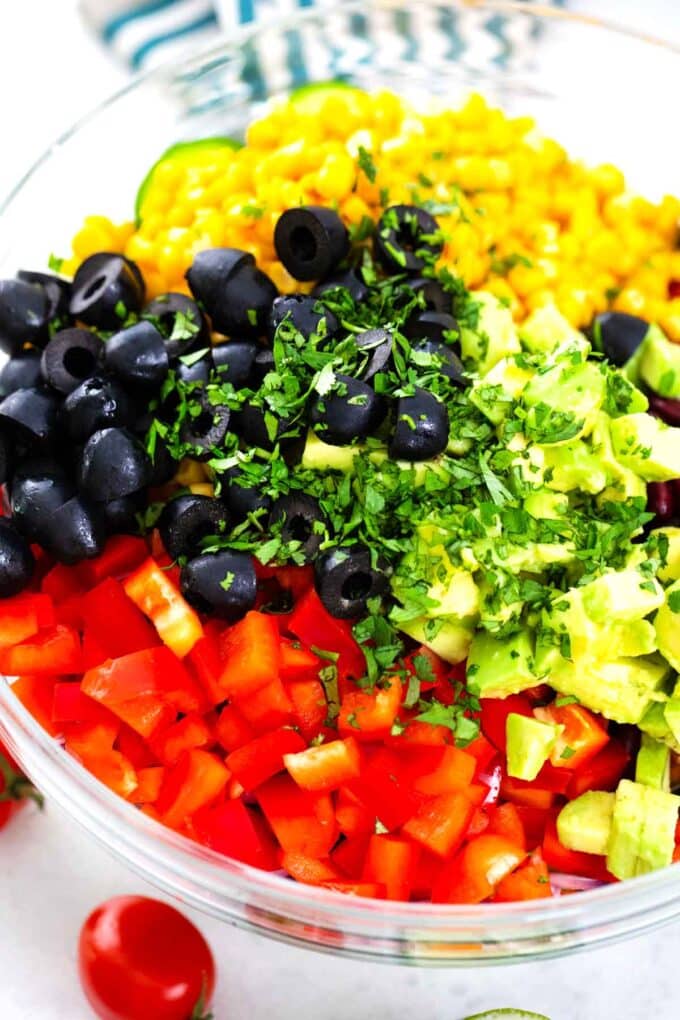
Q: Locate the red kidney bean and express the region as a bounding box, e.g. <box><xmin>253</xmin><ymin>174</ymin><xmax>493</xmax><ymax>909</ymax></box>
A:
<box><xmin>648</xmin><ymin>481</ymin><xmax>675</xmax><ymax>520</ymax></box>
<box><xmin>648</xmin><ymin>393</ymin><xmax>680</xmax><ymax>425</ymax></box>
<box><xmin>668</xmin><ymin>280</ymin><xmax>680</xmax><ymax>299</ymax></box>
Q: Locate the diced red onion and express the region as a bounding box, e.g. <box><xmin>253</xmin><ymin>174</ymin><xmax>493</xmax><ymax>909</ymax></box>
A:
<box><xmin>550</xmin><ymin>872</ymin><xmax>604</xmax><ymax>892</ymax></box>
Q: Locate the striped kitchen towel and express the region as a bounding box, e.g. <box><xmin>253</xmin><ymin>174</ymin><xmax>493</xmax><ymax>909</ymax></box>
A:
<box><xmin>81</xmin><ymin>0</ymin><xmax>565</xmax><ymax>75</ymax></box>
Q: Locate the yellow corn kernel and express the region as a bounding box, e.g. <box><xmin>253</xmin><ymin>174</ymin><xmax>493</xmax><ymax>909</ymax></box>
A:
<box><xmin>315</xmin><ymin>153</ymin><xmax>356</xmax><ymax>201</ymax></box>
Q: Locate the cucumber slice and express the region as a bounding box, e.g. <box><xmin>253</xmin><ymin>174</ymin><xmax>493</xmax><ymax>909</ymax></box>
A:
<box><xmin>135</xmin><ymin>136</ymin><xmax>242</xmax><ymax>225</ymax></box>
<box><xmin>288</xmin><ymin>80</ymin><xmax>366</xmax><ymax>115</ymax></box>
<box><xmin>463</xmin><ymin>1011</ymin><xmax>551</xmax><ymax>1020</ymax></box>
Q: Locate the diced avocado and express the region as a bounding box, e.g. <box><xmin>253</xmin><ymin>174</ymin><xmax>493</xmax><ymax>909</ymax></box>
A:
<box><xmin>654</xmin><ymin>578</ymin><xmax>680</xmax><ymax>673</ymax></box>
<box><xmin>652</xmin><ymin>527</ymin><xmax>680</xmax><ymax>583</ymax></box>
<box><xmin>610</xmin><ymin>412</ymin><xmax>680</xmax><ymax>482</ymax></box>
<box><xmin>302</xmin><ymin>431</ymin><xmax>363</xmax><ymax>472</ymax></box>
<box><xmin>523</xmin><ymin>488</ymin><xmax>569</xmax><ymax>520</ymax></box>
<box><xmin>581</xmin><ymin>570</ymin><xmax>663</xmax><ymax>623</ymax></box>
<box><xmin>397</xmin><ymin>615</ymin><xmax>474</xmax><ymax>664</ymax></box>
<box><xmin>611</xmin><ymin>619</ymin><xmax>657</xmax><ymax>657</ymax></box>
<box><xmin>460</xmin><ymin>292</ymin><xmax>521</xmax><ymax>374</ymax></box>
<box><xmin>638</xmin><ymin>324</ymin><xmax>680</xmax><ymax>398</ymax></box>
<box><xmin>590</xmin><ymin>411</ymin><xmax>648</xmax><ymax>502</ymax></box>
<box><xmin>557</xmin><ymin>791</ymin><xmax>615</xmax><ymax>856</ymax></box>
<box><xmin>639</xmin><ymin>700</ymin><xmax>680</xmax><ymax>754</ymax></box>
<box><xmin>635</xmin><ymin>733</ymin><xmax>670</xmax><ymax>791</ymax></box>
<box><xmin>469</xmin><ymin>357</ymin><xmax>532</xmax><ymax>424</ymax></box>
<box><xmin>426</xmin><ymin>567</ymin><xmax>480</xmax><ymax>620</ymax></box>
<box><xmin>607</xmin><ymin>779</ymin><xmax>680</xmax><ymax>879</ymax></box>
<box><xmin>508</xmin><ymin>436</ymin><xmax>546</xmax><ymax>485</ymax></box>
<box><xmin>446</xmin><ymin>437</ymin><xmax>473</xmax><ymax>456</ymax></box>
<box><xmin>506</xmin><ymin>713</ymin><xmax>562</xmax><ymax>781</ymax></box>
<box><xmin>466</xmin><ymin>629</ymin><xmax>536</xmax><ymax>698</ymax></box>
<box><xmin>542</xmin><ymin>441</ymin><xmax>608</xmax><ymax>494</ymax></box>
<box><xmin>520</xmin><ymin>303</ymin><xmax>586</xmax><ymax>354</ymax></box>
<box><xmin>663</xmin><ymin>681</ymin><xmax>680</xmax><ymax>747</ymax></box>
<box><xmin>523</xmin><ymin>361</ymin><xmax>606</xmax><ymax>443</ymax></box>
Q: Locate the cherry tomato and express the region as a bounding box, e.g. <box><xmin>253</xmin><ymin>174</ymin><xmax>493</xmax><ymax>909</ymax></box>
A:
<box><xmin>78</xmin><ymin>896</ymin><xmax>215</xmax><ymax>1020</ymax></box>
<box><xmin>0</xmin><ymin>739</ymin><xmax>42</xmax><ymax>829</ymax></box>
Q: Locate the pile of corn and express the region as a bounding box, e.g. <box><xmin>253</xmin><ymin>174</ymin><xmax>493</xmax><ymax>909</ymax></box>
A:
<box><xmin>63</xmin><ymin>89</ymin><xmax>680</xmax><ymax>338</ymax></box>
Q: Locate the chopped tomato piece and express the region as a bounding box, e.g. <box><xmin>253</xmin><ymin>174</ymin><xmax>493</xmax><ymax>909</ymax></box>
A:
<box><xmin>226</xmin><ymin>728</ymin><xmax>306</xmax><ymax>791</ymax></box>
<box><xmin>494</xmin><ymin>852</ymin><xmax>553</xmax><ymax>901</ymax></box>
<box><xmin>82</xmin><ymin>578</ymin><xmax>159</xmax><ymax>660</ymax></box>
<box><xmin>129</xmin><ymin>766</ymin><xmax>165</xmax><ymax>805</ymax></box>
<box><xmin>218</xmin><ymin>611</ymin><xmax>280</xmax><ymax>699</ymax></box>
<box><xmin>284</xmin><ymin>738</ymin><xmax>360</xmax><ymax>792</ymax></box>
<box><xmin>362</xmin><ymin>834</ymin><xmax>419</xmax><ymax>901</ymax></box>
<box><xmin>192</xmin><ymin>798</ymin><xmax>278</xmax><ymax>870</ymax></box>
<box><xmin>566</xmin><ymin>739</ymin><xmax>630</xmax><ymax>799</ymax></box>
<box><xmin>433</xmin><ymin>834</ymin><xmax>526</xmax><ymax>904</ymax></box>
<box><xmin>480</xmin><ymin>695</ymin><xmax>533</xmax><ymax>752</ymax></box>
<box><xmin>237</xmin><ymin>675</ymin><xmax>294</xmax><ymax>732</ymax></box>
<box><xmin>78</xmin><ymin>534</ymin><xmax>149</xmax><ymax>586</ymax></box>
<box><xmin>257</xmin><ymin>773</ymin><xmax>338</xmax><ymax>858</ymax></box>
<box><xmin>150</xmin><ymin>713</ymin><xmax>213</xmax><ymax>766</ymax></box>
<box><xmin>338</xmin><ymin>676</ymin><xmax>402</xmax><ymax>741</ymax></box>
<box><xmin>402</xmin><ymin>791</ymin><xmax>474</xmax><ymax>858</ymax></box>
<box><xmin>124</xmin><ymin>558</ymin><xmax>203</xmax><ymax>658</ymax></box>
<box><xmin>534</xmin><ymin>703</ymin><xmax>609</xmax><ymax>769</ymax></box>
<box><xmin>280</xmin><ymin>852</ymin><xmax>341</xmax><ymax>886</ymax></box>
<box><xmin>156</xmin><ymin>749</ymin><xmax>230</xmax><ymax>829</ymax></box>
<box><xmin>486</xmin><ymin>802</ymin><xmax>526</xmax><ymax>851</ymax></box>
<box><xmin>287</xmin><ymin>588</ymin><xmax>365</xmax><ymax>681</ymax></box>
<box><xmin>215</xmin><ymin>705</ymin><xmax>256</xmax><ymax>753</ymax></box>
<box><xmin>286</xmin><ymin>678</ymin><xmax>327</xmax><ymax>741</ymax></box>
<box><xmin>0</xmin><ymin>625</ymin><xmax>81</xmax><ymax>676</ymax></box>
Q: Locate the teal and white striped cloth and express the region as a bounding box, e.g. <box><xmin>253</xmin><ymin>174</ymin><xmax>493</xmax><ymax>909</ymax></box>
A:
<box><xmin>81</xmin><ymin>0</ymin><xmax>565</xmax><ymax>75</ymax></box>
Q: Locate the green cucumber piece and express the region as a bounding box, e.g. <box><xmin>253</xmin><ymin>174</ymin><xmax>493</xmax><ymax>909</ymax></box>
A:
<box><xmin>135</xmin><ymin>136</ymin><xmax>242</xmax><ymax>225</ymax></box>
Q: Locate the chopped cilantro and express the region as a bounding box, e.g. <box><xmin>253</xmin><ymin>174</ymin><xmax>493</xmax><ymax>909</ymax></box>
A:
<box><xmin>357</xmin><ymin>146</ymin><xmax>377</xmax><ymax>183</ymax></box>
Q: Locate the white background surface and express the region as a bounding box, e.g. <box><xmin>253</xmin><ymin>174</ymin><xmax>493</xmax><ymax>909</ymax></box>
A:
<box><xmin>2</xmin><ymin>2</ymin><xmax>680</xmax><ymax>1018</ymax></box>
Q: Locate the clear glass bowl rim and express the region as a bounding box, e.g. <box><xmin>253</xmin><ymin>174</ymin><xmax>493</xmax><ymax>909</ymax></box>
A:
<box><xmin>1</xmin><ymin>0</ymin><xmax>680</xmax><ymax>962</ymax></box>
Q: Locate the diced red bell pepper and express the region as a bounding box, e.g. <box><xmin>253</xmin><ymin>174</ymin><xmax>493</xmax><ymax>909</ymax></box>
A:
<box><xmin>0</xmin><ymin>625</ymin><xmax>81</xmax><ymax>676</ymax></box>
<box><xmin>534</xmin><ymin>703</ymin><xmax>609</xmax><ymax>770</ymax></box>
<box><xmin>226</xmin><ymin>728</ymin><xmax>307</xmax><ymax>791</ymax></box>
<box><xmin>338</xmin><ymin>676</ymin><xmax>403</xmax><ymax>741</ymax></box>
<box><xmin>257</xmin><ymin>773</ymin><xmax>338</xmax><ymax>858</ymax></box>
<box><xmin>186</xmin><ymin>622</ymin><xmax>225</xmax><ymax>707</ymax></box>
<box><xmin>77</xmin><ymin>534</ymin><xmax>149</xmax><ymax>586</ymax></box>
<box><xmin>64</xmin><ymin>719</ymin><xmax>138</xmax><ymax>800</ymax></box>
<box><xmin>150</xmin><ymin>712</ymin><xmax>213</xmax><ymax>765</ymax></box>
<box><xmin>129</xmin><ymin>766</ymin><xmax>165</xmax><ymax>805</ymax></box>
<box><xmin>401</xmin><ymin>645</ymin><xmax>448</xmax><ymax>692</ymax></box>
<box><xmin>40</xmin><ymin>564</ymin><xmax>84</xmax><ymax>604</ymax></box>
<box><xmin>237</xmin><ymin>675</ymin><xmax>294</xmax><ymax>733</ymax></box>
<box><xmin>0</xmin><ymin>593</ymin><xmax>56</xmax><ymax>650</ymax></box>
<box><xmin>433</xmin><ymin>834</ymin><xmax>526</xmax><ymax>904</ymax></box>
<box><xmin>55</xmin><ymin>594</ymin><xmax>86</xmax><ymax>630</ymax></box>
<box><xmin>494</xmin><ymin>851</ymin><xmax>553</xmax><ymax>901</ymax></box>
<box><xmin>500</xmin><ymin>775</ymin><xmax>556</xmax><ymax>811</ymax></box>
<box><xmin>402</xmin><ymin>791</ymin><xmax>475</xmax><ymax>858</ymax></box>
<box><xmin>81</xmin><ymin>629</ymin><xmax>109</xmax><ymax>671</ymax></box>
<box><xmin>115</xmin><ymin>724</ymin><xmax>158</xmax><ymax>769</ymax></box>
<box><xmin>52</xmin><ymin>682</ymin><xmax>117</xmax><ymax>726</ymax></box>
<box><xmin>480</xmin><ymin>695</ymin><xmax>533</xmax><ymax>752</ymax></box>
<box><xmin>542</xmin><ymin>813</ymin><xmax>612</xmax><ymax>881</ymax></box>
<box><xmin>331</xmin><ymin>833</ymin><xmax>372</xmax><ymax>878</ymax></box>
<box><xmin>82</xmin><ymin>646</ymin><xmax>206</xmax><ymax>716</ymax></box>
<box><xmin>486</xmin><ymin>802</ymin><xmax>526</xmax><ymax>851</ymax></box>
<box><xmin>218</xmin><ymin>611</ymin><xmax>281</xmax><ymax>699</ymax></box>
<box><xmin>465</xmin><ymin>733</ymin><xmax>497</xmax><ymax>770</ymax></box>
<box><xmin>335</xmin><ymin>788</ymin><xmax>375</xmax><ymax>838</ymax></box>
<box><xmin>467</xmin><ymin>807</ymin><xmax>490</xmax><ymax>839</ymax></box>
<box><xmin>566</xmin><ymin>739</ymin><xmax>630</xmax><ymax>799</ymax></box>
<box><xmin>124</xmin><ymin>558</ymin><xmax>203</xmax><ymax>658</ymax></box>
<box><xmin>281</xmin><ymin>852</ymin><xmax>342</xmax><ymax>886</ymax></box>
<box><xmin>63</xmin><ymin>717</ymin><xmax>119</xmax><ymax>755</ymax></box>
<box><xmin>346</xmin><ymin>747</ymin><xmax>420</xmax><ymax>831</ymax></box>
<box><xmin>215</xmin><ymin>705</ymin><xmax>256</xmax><ymax>753</ymax></box>
<box><xmin>115</xmin><ymin>697</ymin><xmax>177</xmax><ymax>740</ymax></box>
<box><xmin>286</xmin><ymin>678</ymin><xmax>327</xmax><ymax>741</ymax></box>
<box><xmin>389</xmin><ymin>718</ymin><xmax>450</xmax><ymax>747</ymax></box>
<box><xmin>323</xmin><ymin>881</ymin><xmax>386</xmax><ymax>899</ymax></box>
<box><xmin>514</xmin><ymin>805</ymin><xmax>550</xmax><ymax>849</ymax></box>
<box><xmin>156</xmin><ymin>749</ymin><xmax>230</xmax><ymax>829</ymax></box>
<box><xmin>82</xmin><ymin>578</ymin><xmax>159</xmax><ymax>660</ymax></box>
<box><xmin>255</xmin><ymin>562</ymin><xmax>314</xmax><ymax>602</ymax></box>
<box><xmin>284</xmin><ymin>737</ymin><xmax>361</xmax><ymax>793</ymax></box>
<box><xmin>279</xmin><ymin>638</ymin><xmax>321</xmax><ymax>682</ymax></box>
<box><xmin>192</xmin><ymin>798</ymin><xmax>279</xmax><ymax>870</ymax></box>
<box><xmin>12</xmin><ymin>676</ymin><xmax>60</xmax><ymax>736</ymax></box>
<box><xmin>287</xmin><ymin>587</ymin><xmax>365</xmax><ymax>681</ymax></box>
<box><xmin>410</xmin><ymin>847</ymin><xmax>446</xmax><ymax>900</ymax></box>
<box><xmin>409</xmin><ymin>745</ymin><xmax>477</xmax><ymax>796</ymax></box>
<box><xmin>362</xmin><ymin>834</ymin><xmax>420</xmax><ymax>901</ymax></box>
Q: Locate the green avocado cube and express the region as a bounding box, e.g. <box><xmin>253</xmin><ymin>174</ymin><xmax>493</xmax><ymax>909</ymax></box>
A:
<box><xmin>637</xmin><ymin>785</ymin><xmax>680</xmax><ymax>874</ymax></box>
<box><xmin>610</xmin><ymin>413</ymin><xmax>680</xmax><ymax>482</ymax></box>
<box><xmin>523</xmin><ymin>361</ymin><xmax>606</xmax><ymax>443</ymax></box>
<box><xmin>653</xmin><ymin>526</ymin><xmax>680</xmax><ymax>583</ymax></box>
<box><xmin>557</xmin><ymin>791</ymin><xmax>615</xmax><ymax>855</ymax></box>
<box><xmin>581</xmin><ymin>570</ymin><xmax>663</xmax><ymax>623</ymax></box>
<box><xmin>639</xmin><ymin>324</ymin><xmax>680</xmax><ymax>399</ymax></box>
<box><xmin>397</xmin><ymin>615</ymin><xmax>474</xmax><ymax>665</ymax></box>
<box><xmin>460</xmin><ymin>292</ymin><xmax>520</xmax><ymax>374</ymax></box>
<box><xmin>506</xmin><ymin>713</ymin><xmax>562</xmax><ymax>781</ymax></box>
<box><xmin>542</xmin><ymin>441</ymin><xmax>609</xmax><ymax>494</ymax></box>
<box><xmin>466</xmin><ymin>629</ymin><xmax>536</xmax><ymax>698</ymax></box>
<box><xmin>519</xmin><ymin>303</ymin><xmax>586</xmax><ymax>354</ymax></box>
<box><xmin>635</xmin><ymin>733</ymin><xmax>671</xmax><ymax>791</ymax></box>
<box><xmin>654</xmin><ymin>578</ymin><xmax>680</xmax><ymax>673</ymax></box>
<box><xmin>607</xmin><ymin>779</ymin><xmax>680</xmax><ymax>879</ymax></box>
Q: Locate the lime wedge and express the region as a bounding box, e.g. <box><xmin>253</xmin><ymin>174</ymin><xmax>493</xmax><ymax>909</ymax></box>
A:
<box><xmin>463</xmin><ymin>1011</ymin><xmax>551</xmax><ymax>1020</ymax></box>
<box><xmin>288</xmin><ymin>80</ymin><xmax>366</xmax><ymax>115</ymax></box>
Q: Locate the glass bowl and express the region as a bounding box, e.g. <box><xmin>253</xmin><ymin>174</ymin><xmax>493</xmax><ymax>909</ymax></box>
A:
<box><xmin>2</xmin><ymin>0</ymin><xmax>680</xmax><ymax>965</ymax></box>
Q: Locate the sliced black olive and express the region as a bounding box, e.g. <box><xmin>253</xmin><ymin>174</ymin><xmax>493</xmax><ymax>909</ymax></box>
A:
<box><xmin>0</xmin><ymin>387</ymin><xmax>60</xmax><ymax>447</ymax></box>
<box><xmin>174</xmin><ymin>349</ymin><xmax>214</xmax><ymax>388</ymax></box>
<box><xmin>69</xmin><ymin>253</ymin><xmax>145</xmax><ymax>330</ymax></box>
<box><xmin>143</xmin><ymin>292</ymin><xmax>209</xmax><ymax>360</ymax></box>
<box><xmin>268</xmin><ymin>294</ymin><xmax>339</xmax><ymax>342</ymax></box>
<box><xmin>0</xmin><ymin>434</ymin><xmax>11</xmax><ymax>486</ymax></box>
<box><xmin>269</xmin><ymin>493</ymin><xmax>326</xmax><ymax>562</ymax></box>
<box><xmin>405</xmin><ymin>311</ymin><xmax>460</xmax><ymax>347</ymax></box>
<box><xmin>389</xmin><ymin>387</ymin><xmax>449</xmax><ymax>461</ymax></box>
<box><xmin>356</xmin><ymin>328</ymin><xmax>393</xmax><ymax>380</ymax></box>
<box><xmin>0</xmin><ymin>279</ymin><xmax>49</xmax><ymax>355</ymax></box>
<box><xmin>251</xmin><ymin>348</ymin><xmax>274</xmax><ymax>385</ymax></box>
<box><xmin>180</xmin><ymin>550</ymin><xmax>256</xmax><ymax>619</ymax></box>
<box><xmin>180</xmin><ymin>388</ymin><xmax>230</xmax><ymax>461</ymax></box>
<box><xmin>186</xmin><ymin>248</ymin><xmax>253</xmax><ymax>310</ymax></box>
<box><xmin>216</xmin><ymin>465</ymin><xmax>272</xmax><ymax>520</ymax></box>
<box><xmin>310</xmin><ymin>374</ymin><xmax>386</xmax><ymax>446</ymax></box>
<box><xmin>62</xmin><ymin>375</ymin><xmax>138</xmax><ymax>441</ymax></box>
<box><xmin>212</xmin><ymin>340</ymin><xmax>258</xmax><ymax>387</ymax></box>
<box><xmin>315</xmin><ymin>545</ymin><xmax>389</xmax><ymax>619</ymax></box>
<box><xmin>274</xmin><ymin>206</ymin><xmax>350</xmax><ymax>282</ymax></box>
<box><xmin>158</xmin><ymin>494</ymin><xmax>229</xmax><ymax>561</ymax></box>
<box><xmin>230</xmin><ymin>404</ymin><xmax>296</xmax><ymax>452</ymax></box>
<box><xmin>374</xmin><ymin>205</ymin><xmax>443</xmax><ymax>275</ymax></box>
<box><xmin>411</xmin><ymin>339</ymin><xmax>467</xmax><ymax>387</ymax></box>
<box><xmin>409</xmin><ymin>277</ymin><xmax>452</xmax><ymax>314</ymax></box>
<box><xmin>0</xmin><ymin>518</ymin><xmax>35</xmax><ymax>596</ymax></box>
<box><xmin>40</xmin><ymin>327</ymin><xmax>102</xmax><ymax>394</ymax></box>
<box><xmin>18</xmin><ymin>270</ymin><xmax>72</xmax><ymax>326</ymax></box>
<box><xmin>10</xmin><ymin>459</ymin><xmax>75</xmax><ymax>541</ymax></box>
<box><xmin>104</xmin><ymin>320</ymin><xmax>169</xmax><ymax>390</ymax></box>
<box><xmin>0</xmin><ymin>350</ymin><xmax>42</xmax><ymax>396</ymax></box>
<box><xmin>43</xmin><ymin>495</ymin><xmax>106</xmax><ymax>564</ymax></box>
<box><xmin>591</xmin><ymin>311</ymin><xmax>649</xmax><ymax>367</ymax></box>
<box><xmin>148</xmin><ymin>437</ymin><xmax>178</xmax><ymax>487</ymax></box>
<box><xmin>79</xmin><ymin>427</ymin><xmax>152</xmax><ymax>501</ymax></box>
<box><xmin>98</xmin><ymin>489</ymin><xmax>146</xmax><ymax>535</ymax></box>
<box><xmin>313</xmin><ymin>267</ymin><xmax>369</xmax><ymax>304</ymax></box>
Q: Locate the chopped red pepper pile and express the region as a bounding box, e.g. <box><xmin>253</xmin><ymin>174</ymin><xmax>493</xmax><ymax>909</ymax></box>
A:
<box><xmin>7</xmin><ymin>533</ymin><xmax>641</xmax><ymax>902</ymax></box>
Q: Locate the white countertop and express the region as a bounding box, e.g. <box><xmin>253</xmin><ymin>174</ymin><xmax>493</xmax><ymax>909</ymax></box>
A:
<box><xmin>2</xmin><ymin>2</ymin><xmax>680</xmax><ymax>1018</ymax></box>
